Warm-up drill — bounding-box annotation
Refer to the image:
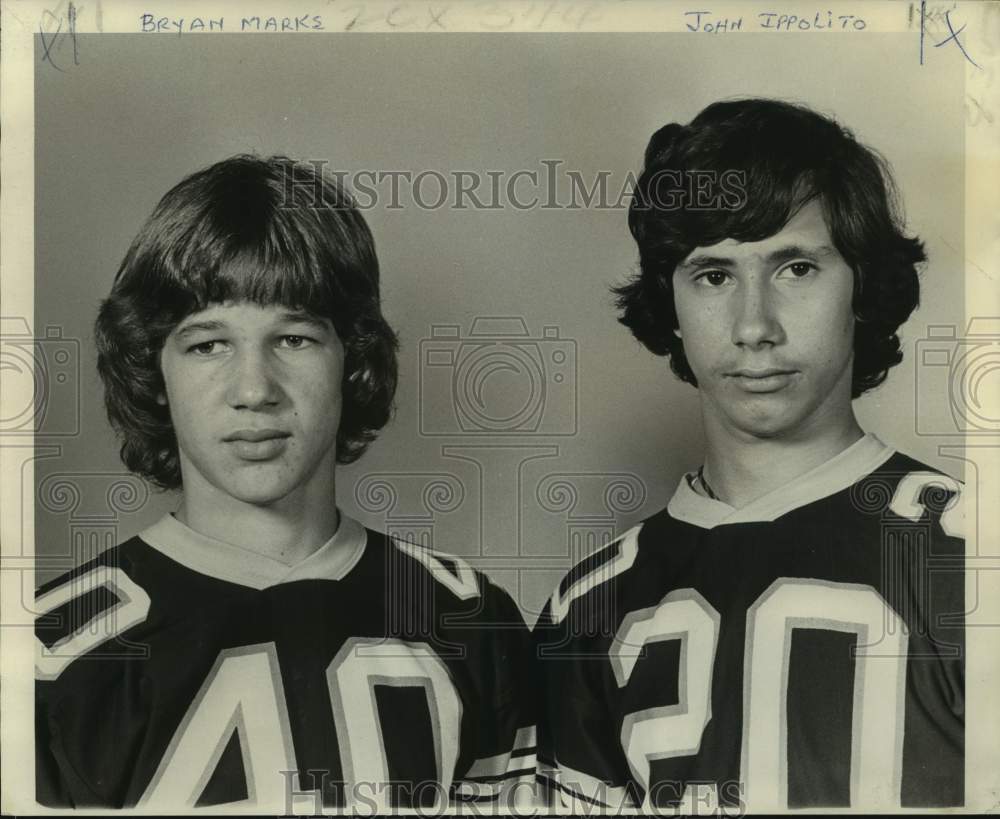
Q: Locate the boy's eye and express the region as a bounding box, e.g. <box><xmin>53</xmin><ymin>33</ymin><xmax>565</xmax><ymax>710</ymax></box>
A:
<box><xmin>778</xmin><ymin>261</ymin><xmax>817</xmax><ymax>279</ymax></box>
<box><xmin>188</xmin><ymin>340</ymin><xmax>222</xmax><ymax>355</ymax></box>
<box><xmin>694</xmin><ymin>270</ymin><xmax>730</xmax><ymax>287</ymax></box>
<box><xmin>278</xmin><ymin>335</ymin><xmax>313</xmax><ymax>349</ymax></box>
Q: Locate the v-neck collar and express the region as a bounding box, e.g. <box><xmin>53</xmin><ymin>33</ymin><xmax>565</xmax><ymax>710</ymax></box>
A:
<box><xmin>668</xmin><ymin>433</ymin><xmax>895</xmax><ymax>529</ymax></box>
<box><xmin>139</xmin><ymin>510</ymin><xmax>368</xmax><ymax>589</ymax></box>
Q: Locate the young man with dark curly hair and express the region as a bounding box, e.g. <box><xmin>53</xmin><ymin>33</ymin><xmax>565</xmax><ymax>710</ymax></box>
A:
<box><xmin>536</xmin><ymin>99</ymin><xmax>965</xmax><ymax>812</ymax></box>
<box><xmin>34</xmin><ymin>156</ymin><xmax>535</xmax><ymax>811</ymax></box>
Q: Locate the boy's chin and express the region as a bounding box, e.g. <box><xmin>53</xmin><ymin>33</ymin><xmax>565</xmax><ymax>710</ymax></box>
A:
<box><xmin>724</xmin><ymin>403</ymin><xmax>808</xmax><ymax>440</ymax></box>
<box><xmin>213</xmin><ymin>475</ymin><xmax>298</xmax><ymax>508</ymax></box>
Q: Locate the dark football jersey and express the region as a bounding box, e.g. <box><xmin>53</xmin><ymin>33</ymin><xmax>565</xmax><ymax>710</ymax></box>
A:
<box><xmin>35</xmin><ymin>512</ymin><xmax>536</xmax><ymax>811</ymax></box>
<box><xmin>535</xmin><ymin>435</ymin><xmax>964</xmax><ymax>812</ymax></box>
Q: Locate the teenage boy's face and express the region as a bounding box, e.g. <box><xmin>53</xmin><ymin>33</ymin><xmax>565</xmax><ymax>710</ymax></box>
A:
<box><xmin>672</xmin><ymin>199</ymin><xmax>856</xmax><ymax>441</ymax></box>
<box><xmin>159</xmin><ymin>301</ymin><xmax>345</xmax><ymax>507</ymax></box>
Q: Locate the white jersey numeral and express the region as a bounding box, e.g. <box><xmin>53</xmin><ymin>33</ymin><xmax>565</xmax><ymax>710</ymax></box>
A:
<box><xmin>328</xmin><ymin>638</ymin><xmax>463</xmax><ymax>811</ymax></box>
<box><xmin>140</xmin><ymin>644</ymin><xmax>296</xmax><ymax>810</ymax></box>
<box><xmin>741</xmin><ymin>580</ymin><xmax>907</xmax><ymax>810</ymax></box>
<box><xmin>610</xmin><ymin>590</ymin><xmax>720</xmax><ymax>812</ymax></box>
<box><xmin>139</xmin><ymin>639</ymin><xmax>461</xmax><ymax>810</ymax></box>
<box><xmin>614</xmin><ymin>581</ymin><xmax>908</xmax><ymax>810</ymax></box>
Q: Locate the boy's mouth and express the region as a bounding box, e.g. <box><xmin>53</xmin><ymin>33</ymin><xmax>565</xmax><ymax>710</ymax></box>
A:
<box><xmin>223</xmin><ymin>428</ymin><xmax>290</xmax><ymax>443</ymax></box>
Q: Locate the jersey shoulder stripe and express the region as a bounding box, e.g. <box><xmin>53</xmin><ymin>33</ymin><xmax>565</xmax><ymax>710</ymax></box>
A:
<box><xmin>870</xmin><ymin>453</ymin><xmax>964</xmax><ymax>540</ymax></box>
<box><xmin>537</xmin><ymin>753</ymin><xmax>633</xmax><ymax>809</ymax></box>
<box><xmin>35</xmin><ymin>541</ymin><xmax>151</xmax><ymax>681</ymax></box>
<box><xmin>389</xmin><ymin>535</ymin><xmax>481</xmax><ymax>601</ymax></box>
<box><xmin>454</xmin><ymin>725</ymin><xmax>537</xmax><ymax>801</ymax></box>
<box><xmin>545</xmin><ymin>523</ymin><xmax>644</xmax><ymax>626</ymax></box>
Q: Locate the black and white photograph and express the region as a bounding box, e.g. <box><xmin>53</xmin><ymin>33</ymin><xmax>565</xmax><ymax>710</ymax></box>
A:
<box><xmin>1</xmin><ymin>0</ymin><xmax>998</xmax><ymax>813</ymax></box>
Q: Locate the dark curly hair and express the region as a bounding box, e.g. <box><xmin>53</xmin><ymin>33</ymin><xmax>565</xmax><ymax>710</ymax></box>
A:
<box><xmin>95</xmin><ymin>154</ymin><xmax>399</xmax><ymax>489</ymax></box>
<box><xmin>615</xmin><ymin>98</ymin><xmax>925</xmax><ymax>398</ymax></box>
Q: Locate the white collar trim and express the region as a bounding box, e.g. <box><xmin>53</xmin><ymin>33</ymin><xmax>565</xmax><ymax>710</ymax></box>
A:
<box><xmin>139</xmin><ymin>511</ymin><xmax>368</xmax><ymax>589</ymax></box>
<box><xmin>668</xmin><ymin>433</ymin><xmax>895</xmax><ymax>529</ymax></box>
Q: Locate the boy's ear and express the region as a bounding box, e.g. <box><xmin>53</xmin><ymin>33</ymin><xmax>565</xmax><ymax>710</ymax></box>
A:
<box><xmin>156</xmin><ymin>392</ymin><xmax>168</xmax><ymax>406</ymax></box>
<box><xmin>674</xmin><ymin>328</ymin><xmax>682</xmax><ymax>338</ymax></box>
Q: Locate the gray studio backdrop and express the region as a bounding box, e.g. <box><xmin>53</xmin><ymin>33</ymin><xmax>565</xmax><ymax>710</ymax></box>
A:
<box><xmin>31</xmin><ymin>33</ymin><xmax>964</xmax><ymax>620</ymax></box>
